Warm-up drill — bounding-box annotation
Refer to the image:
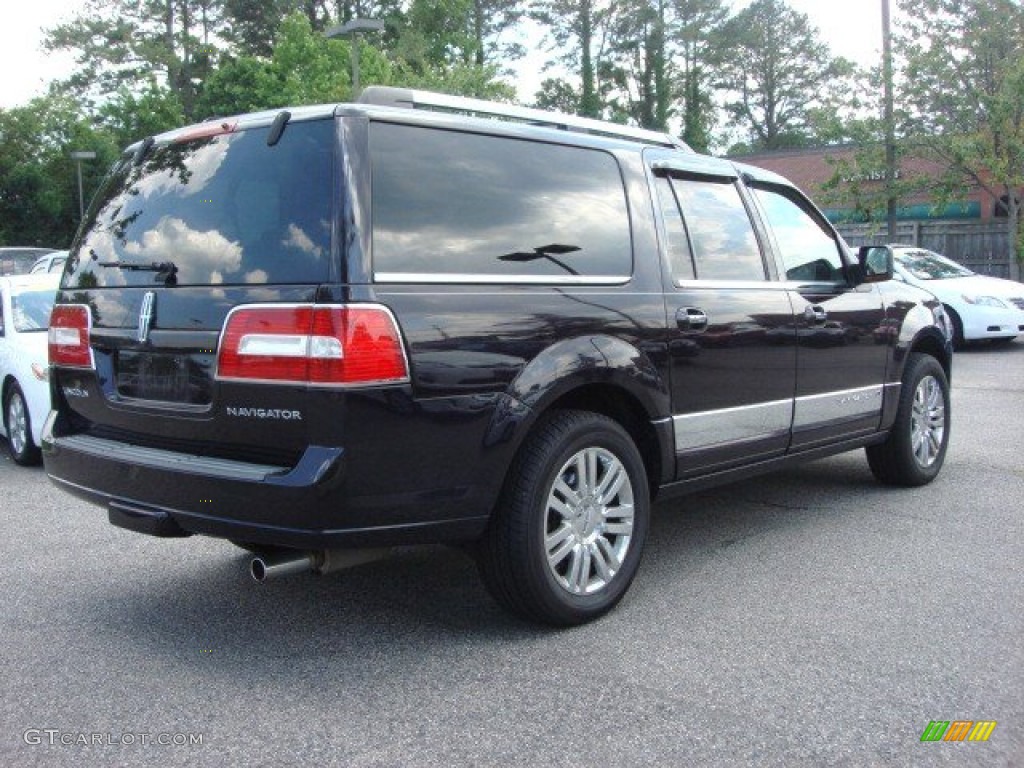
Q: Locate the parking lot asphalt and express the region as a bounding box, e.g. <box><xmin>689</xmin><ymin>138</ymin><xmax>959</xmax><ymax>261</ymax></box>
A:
<box><xmin>1</xmin><ymin>341</ymin><xmax>1021</xmax><ymax>767</ymax></box>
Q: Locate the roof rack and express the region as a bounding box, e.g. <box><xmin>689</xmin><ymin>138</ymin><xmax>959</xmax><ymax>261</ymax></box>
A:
<box><xmin>358</xmin><ymin>86</ymin><xmax>691</xmax><ymax>151</ymax></box>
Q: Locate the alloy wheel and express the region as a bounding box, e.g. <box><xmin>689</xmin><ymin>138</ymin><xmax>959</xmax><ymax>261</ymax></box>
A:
<box><xmin>544</xmin><ymin>446</ymin><xmax>635</xmax><ymax>595</ymax></box>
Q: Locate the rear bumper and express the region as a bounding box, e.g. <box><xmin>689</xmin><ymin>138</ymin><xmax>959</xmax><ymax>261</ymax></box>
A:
<box><xmin>41</xmin><ymin>414</ymin><xmax>488</xmax><ymax>548</ymax></box>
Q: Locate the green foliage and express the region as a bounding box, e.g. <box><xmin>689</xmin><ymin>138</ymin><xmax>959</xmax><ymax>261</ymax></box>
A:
<box><xmin>99</xmin><ymin>82</ymin><xmax>186</xmax><ymax>147</ymax></box>
<box><xmin>533</xmin><ymin>78</ymin><xmax>582</xmax><ymax>113</ymax></box>
<box><xmin>199</xmin><ymin>12</ymin><xmax>397</xmax><ymax>116</ymax></box>
<box><xmin>391</xmin><ymin>60</ymin><xmax>514</xmax><ymax>101</ymax></box>
<box><xmin>3</xmin><ymin>0</ymin><xmax>924</xmax><ymax>248</ymax></box>
<box><xmin>534</xmin><ymin>0</ymin><xmax>726</xmax><ymax>142</ymax></box>
<box><xmin>45</xmin><ymin>0</ymin><xmax>223</xmax><ymax>121</ymax></box>
<box><xmin>604</xmin><ymin>0</ymin><xmax>673</xmax><ymax>131</ymax></box>
<box><xmin>673</xmin><ymin>0</ymin><xmax>728</xmax><ymax>153</ymax></box>
<box><xmin>533</xmin><ymin>0</ymin><xmax>618</xmax><ymax>119</ymax></box>
<box><xmin>195</xmin><ymin>56</ymin><xmax>282</xmax><ymax>118</ymax></box>
<box><xmin>272</xmin><ymin>12</ymin><xmax>357</xmax><ymax>104</ymax></box>
<box><xmin>0</xmin><ymin>95</ymin><xmax>119</xmax><ymax>247</ymax></box>
<box><xmin>223</xmin><ymin>0</ymin><xmax>302</xmax><ymax>57</ymax></box>
<box><xmin>895</xmin><ymin>0</ymin><xmax>1024</xmax><ymax>261</ymax></box>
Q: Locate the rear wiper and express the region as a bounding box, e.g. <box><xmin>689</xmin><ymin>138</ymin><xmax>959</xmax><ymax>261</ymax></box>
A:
<box><xmin>99</xmin><ymin>259</ymin><xmax>179</xmax><ymax>284</ymax></box>
<box><xmin>100</xmin><ymin>260</ymin><xmax>177</xmax><ymax>274</ymax></box>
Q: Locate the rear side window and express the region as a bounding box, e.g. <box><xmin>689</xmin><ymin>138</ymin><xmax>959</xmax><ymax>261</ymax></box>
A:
<box><xmin>64</xmin><ymin>119</ymin><xmax>334</xmax><ymax>288</ymax></box>
<box><xmin>370</xmin><ymin>124</ymin><xmax>631</xmax><ymax>281</ymax></box>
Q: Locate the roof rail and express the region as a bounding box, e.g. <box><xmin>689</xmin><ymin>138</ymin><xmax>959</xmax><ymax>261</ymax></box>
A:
<box><xmin>358</xmin><ymin>86</ymin><xmax>691</xmax><ymax>151</ymax></box>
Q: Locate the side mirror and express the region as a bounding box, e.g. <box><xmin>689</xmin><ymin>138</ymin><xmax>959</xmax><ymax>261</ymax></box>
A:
<box><xmin>855</xmin><ymin>245</ymin><xmax>894</xmax><ymax>284</ymax></box>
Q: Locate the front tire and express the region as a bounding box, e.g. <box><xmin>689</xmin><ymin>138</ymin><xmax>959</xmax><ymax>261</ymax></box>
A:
<box><xmin>478</xmin><ymin>410</ymin><xmax>650</xmax><ymax>626</ymax></box>
<box><xmin>866</xmin><ymin>353</ymin><xmax>950</xmax><ymax>486</ymax></box>
<box><xmin>5</xmin><ymin>383</ymin><xmax>40</xmax><ymax>466</ymax></box>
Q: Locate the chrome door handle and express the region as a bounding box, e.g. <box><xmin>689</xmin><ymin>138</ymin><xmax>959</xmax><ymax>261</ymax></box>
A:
<box><xmin>804</xmin><ymin>305</ymin><xmax>827</xmax><ymax>324</ymax></box>
<box><xmin>676</xmin><ymin>307</ymin><xmax>708</xmax><ymax>330</ymax></box>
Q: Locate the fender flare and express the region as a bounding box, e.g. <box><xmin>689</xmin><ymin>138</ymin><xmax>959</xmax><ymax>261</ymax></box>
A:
<box><xmin>481</xmin><ymin>334</ymin><xmax>672</xmax><ymax>465</ymax></box>
<box><xmin>880</xmin><ymin>303</ymin><xmax>952</xmax><ymax>430</ymax></box>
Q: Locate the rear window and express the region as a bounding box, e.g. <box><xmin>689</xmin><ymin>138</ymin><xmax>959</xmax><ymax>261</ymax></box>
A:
<box><xmin>64</xmin><ymin>119</ymin><xmax>334</xmax><ymax>288</ymax></box>
<box><xmin>12</xmin><ymin>289</ymin><xmax>57</xmax><ymax>332</ymax></box>
<box><xmin>370</xmin><ymin>124</ymin><xmax>632</xmax><ymax>281</ymax></box>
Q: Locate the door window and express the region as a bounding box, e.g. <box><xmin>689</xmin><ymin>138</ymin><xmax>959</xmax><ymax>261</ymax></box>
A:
<box><xmin>665</xmin><ymin>177</ymin><xmax>766</xmax><ymax>282</ymax></box>
<box><xmin>752</xmin><ymin>186</ymin><xmax>845</xmax><ymax>282</ymax></box>
<box><xmin>653</xmin><ymin>176</ymin><xmax>695</xmax><ymax>281</ymax></box>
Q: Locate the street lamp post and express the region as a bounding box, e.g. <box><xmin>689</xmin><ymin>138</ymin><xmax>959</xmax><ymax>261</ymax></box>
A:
<box><xmin>325</xmin><ymin>18</ymin><xmax>385</xmax><ymax>99</ymax></box>
<box><xmin>70</xmin><ymin>150</ymin><xmax>96</xmax><ymax>221</ymax></box>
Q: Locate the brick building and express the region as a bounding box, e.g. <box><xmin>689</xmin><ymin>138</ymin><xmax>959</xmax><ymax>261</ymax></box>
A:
<box><xmin>732</xmin><ymin>145</ymin><xmax>1013</xmax><ymax>223</ymax></box>
<box><xmin>732</xmin><ymin>146</ymin><xmax>1021</xmax><ymax>281</ymax></box>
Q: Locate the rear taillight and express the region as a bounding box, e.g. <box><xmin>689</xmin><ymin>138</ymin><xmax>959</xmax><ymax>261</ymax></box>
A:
<box><xmin>216</xmin><ymin>304</ymin><xmax>409</xmax><ymax>386</ymax></box>
<box><xmin>48</xmin><ymin>305</ymin><xmax>93</xmax><ymax>369</ymax></box>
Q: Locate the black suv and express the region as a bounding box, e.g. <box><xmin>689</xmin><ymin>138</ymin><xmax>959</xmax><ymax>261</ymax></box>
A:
<box><xmin>43</xmin><ymin>88</ymin><xmax>952</xmax><ymax>625</ymax></box>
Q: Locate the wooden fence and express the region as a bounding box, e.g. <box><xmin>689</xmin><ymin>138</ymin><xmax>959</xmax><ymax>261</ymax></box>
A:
<box><xmin>836</xmin><ymin>220</ymin><xmax>1019</xmax><ymax>280</ymax></box>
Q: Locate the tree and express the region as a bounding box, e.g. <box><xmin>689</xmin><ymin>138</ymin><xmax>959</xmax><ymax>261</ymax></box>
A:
<box><xmin>717</xmin><ymin>0</ymin><xmax>853</xmax><ymax>151</ymax></box>
<box><xmin>44</xmin><ymin>0</ymin><xmax>225</xmax><ymax>121</ymax></box>
<box><xmin>672</xmin><ymin>0</ymin><xmax>728</xmax><ymax>152</ymax></box>
<box><xmin>223</xmin><ymin>0</ymin><xmax>300</xmax><ymax>57</ymax></box>
<box><xmin>197</xmin><ymin>12</ymin><xmax>371</xmax><ymax>116</ymax></box>
<box><xmin>0</xmin><ymin>95</ymin><xmax>119</xmax><ymax>247</ymax></box>
<box><xmin>223</xmin><ymin>1</ymin><xmax>406</xmax><ymax>57</ymax></box>
<box><xmin>533</xmin><ymin>0</ymin><xmax>617</xmax><ymax>118</ymax></box>
<box><xmin>895</xmin><ymin>0</ymin><xmax>1024</xmax><ymax>272</ymax></box>
<box><xmin>605</xmin><ymin>0</ymin><xmax>673</xmax><ymax>130</ymax></box>
<box><xmin>533</xmin><ymin>77</ymin><xmax>584</xmax><ymax>114</ymax></box>
<box><xmin>470</xmin><ymin>0</ymin><xmax>526</xmax><ymax>67</ymax></box>
<box><xmin>394</xmin><ymin>0</ymin><xmax>522</xmax><ymax>71</ymax></box>
<box><xmin>99</xmin><ymin>82</ymin><xmax>186</xmax><ymax>148</ymax></box>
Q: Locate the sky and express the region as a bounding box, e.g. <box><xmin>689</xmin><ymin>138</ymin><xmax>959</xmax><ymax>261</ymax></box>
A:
<box><xmin>0</xmin><ymin>0</ymin><xmax>887</xmax><ymax>110</ymax></box>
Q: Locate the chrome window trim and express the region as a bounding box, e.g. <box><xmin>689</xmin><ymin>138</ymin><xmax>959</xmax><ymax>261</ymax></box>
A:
<box><xmin>373</xmin><ymin>273</ymin><xmax>631</xmax><ymax>286</ymax></box>
<box><xmin>673</xmin><ymin>279</ymin><xmax>788</xmax><ymax>291</ymax></box>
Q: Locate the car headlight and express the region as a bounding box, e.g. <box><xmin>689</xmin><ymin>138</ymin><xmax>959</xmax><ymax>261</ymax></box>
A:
<box><xmin>962</xmin><ymin>294</ymin><xmax>1007</xmax><ymax>308</ymax></box>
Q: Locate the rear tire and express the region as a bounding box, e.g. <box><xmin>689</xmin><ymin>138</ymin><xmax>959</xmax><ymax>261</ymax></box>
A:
<box><xmin>4</xmin><ymin>383</ymin><xmax>40</xmax><ymax>466</ymax></box>
<box><xmin>477</xmin><ymin>410</ymin><xmax>650</xmax><ymax>626</ymax></box>
<box><xmin>866</xmin><ymin>353</ymin><xmax>950</xmax><ymax>486</ymax></box>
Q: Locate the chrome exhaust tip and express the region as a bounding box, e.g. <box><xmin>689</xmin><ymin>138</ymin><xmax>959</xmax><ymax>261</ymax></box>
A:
<box><xmin>250</xmin><ymin>551</ymin><xmax>312</xmax><ymax>582</ymax></box>
<box><xmin>249</xmin><ymin>547</ymin><xmax>391</xmax><ymax>582</ymax></box>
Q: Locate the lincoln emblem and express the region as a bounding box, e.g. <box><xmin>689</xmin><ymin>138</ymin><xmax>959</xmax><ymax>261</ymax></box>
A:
<box><xmin>137</xmin><ymin>291</ymin><xmax>156</xmax><ymax>342</ymax></box>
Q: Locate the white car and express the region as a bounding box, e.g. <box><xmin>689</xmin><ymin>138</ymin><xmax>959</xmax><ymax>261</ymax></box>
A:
<box><xmin>0</xmin><ymin>273</ymin><xmax>60</xmax><ymax>464</ymax></box>
<box><xmin>890</xmin><ymin>246</ymin><xmax>1024</xmax><ymax>346</ymax></box>
<box><xmin>29</xmin><ymin>250</ymin><xmax>68</xmax><ymax>275</ymax></box>
<box><xmin>0</xmin><ymin>247</ymin><xmax>59</xmax><ymax>276</ymax></box>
